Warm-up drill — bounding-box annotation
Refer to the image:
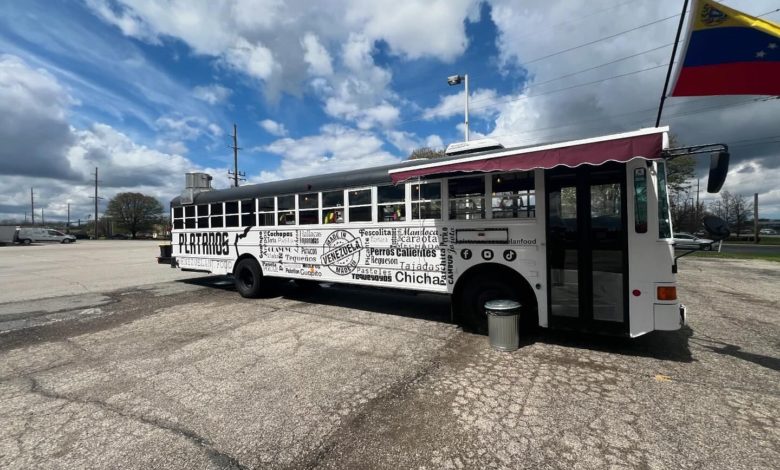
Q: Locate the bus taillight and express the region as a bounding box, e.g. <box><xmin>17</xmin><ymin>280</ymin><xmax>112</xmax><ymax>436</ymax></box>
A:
<box><xmin>657</xmin><ymin>286</ymin><xmax>677</xmax><ymax>301</ymax></box>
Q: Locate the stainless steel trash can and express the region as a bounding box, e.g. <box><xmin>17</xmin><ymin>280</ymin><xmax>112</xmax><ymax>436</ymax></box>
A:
<box><xmin>485</xmin><ymin>299</ymin><xmax>521</xmax><ymax>351</ymax></box>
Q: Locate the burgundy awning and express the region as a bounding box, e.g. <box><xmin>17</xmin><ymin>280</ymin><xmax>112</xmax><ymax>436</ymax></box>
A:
<box><xmin>390</xmin><ymin>131</ymin><xmax>664</xmax><ymax>184</ymax></box>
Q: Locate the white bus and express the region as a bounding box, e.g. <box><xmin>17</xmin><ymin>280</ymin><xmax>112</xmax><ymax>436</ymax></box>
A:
<box><xmin>167</xmin><ymin>127</ymin><xmax>729</xmax><ymax>337</ymax></box>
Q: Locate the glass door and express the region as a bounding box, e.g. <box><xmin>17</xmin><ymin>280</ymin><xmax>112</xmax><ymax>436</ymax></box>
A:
<box><xmin>546</xmin><ymin>163</ymin><xmax>628</xmax><ymax>333</ymax></box>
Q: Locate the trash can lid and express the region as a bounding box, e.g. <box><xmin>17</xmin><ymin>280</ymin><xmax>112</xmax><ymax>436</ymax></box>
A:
<box><xmin>484</xmin><ymin>299</ymin><xmax>521</xmax><ymax>311</ymax></box>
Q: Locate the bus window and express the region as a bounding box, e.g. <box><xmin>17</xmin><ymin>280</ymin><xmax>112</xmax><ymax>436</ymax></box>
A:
<box><xmin>348</xmin><ymin>189</ymin><xmax>372</xmax><ymax>222</ymax></box>
<box><xmin>411</xmin><ymin>182</ymin><xmax>441</xmax><ymax>219</ymax></box>
<box><xmin>173</xmin><ymin>207</ymin><xmax>183</xmax><ymax>229</ymax></box>
<box><xmin>377</xmin><ymin>185</ymin><xmax>406</xmax><ymax>222</ymax></box>
<box><xmin>657</xmin><ymin>162</ymin><xmax>671</xmax><ymax>238</ymax></box>
<box><xmin>449</xmin><ymin>176</ymin><xmax>485</xmax><ymax>220</ymax></box>
<box><xmin>322</xmin><ymin>190</ymin><xmax>344</xmax><ymax>224</ymax></box>
<box><xmin>298</xmin><ymin>193</ymin><xmax>319</xmax><ymax>225</ymax></box>
<box><xmin>225</xmin><ymin>201</ymin><xmax>240</xmax><ymax>227</ymax></box>
<box><xmin>210</xmin><ymin>202</ymin><xmax>224</xmax><ymax>228</ymax></box>
<box><xmin>257</xmin><ymin>197</ymin><xmax>274</xmax><ymax>226</ymax></box>
<box><xmin>634</xmin><ymin>168</ymin><xmax>648</xmax><ymax>233</ymax></box>
<box><xmin>277</xmin><ymin>195</ymin><xmax>295</xmax><ymax>225</ymax></box>
<box><xmin>492</xmin><ymin>172</ymin><xmax>535</xmax><ymax>219</ymax></box>
<box><xmin>197</xmin><ymin>205</ymin><xmax>209</xmax><ymax>228</ymax></box>
<box><xmin>184</xmin><ymin>205</ymin><xmax>196</xmax><ymax>228</ymax></box>
<box><xmin>240</xmin><ymin>200</ymin><xmax>255</xmax><ymax>226</ymax></box>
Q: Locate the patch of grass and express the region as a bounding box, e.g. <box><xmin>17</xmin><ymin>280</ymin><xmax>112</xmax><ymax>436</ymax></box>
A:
<box><xmin>726</xmin><ymin>237</ymin><xmax>780</xmax><ymax>246</ymax></box>
<box><xmin>689</xmin><ymin>251</ymin><xmax>780</xmax><ymax>262</ymax></box>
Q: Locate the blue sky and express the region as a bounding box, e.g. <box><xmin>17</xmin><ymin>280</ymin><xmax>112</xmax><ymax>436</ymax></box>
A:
<box><xmin>1</xmin><ymin>0</ymin><xmax>779</xmax><ymax>222</ymax></box>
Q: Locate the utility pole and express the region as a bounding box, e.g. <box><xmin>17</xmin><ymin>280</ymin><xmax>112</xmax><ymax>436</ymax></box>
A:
<box><xmin>41</xmin><ymin>209</ymin><xmax>44</xmax><ymax>226</ymax></box>
<box><xmin>67</xmin><ymin>203</ymin><xmax>71</xmax><ymax>230</ymax></box>
<box><xmin>695</xmin><ymin>178</ymin><xmax>700</xmax><ymax>225</ymax></box>
<box><xmin>31</xmin><ymin>188</ymin><xmax>35</xmax><ymax>225</ymax></box>
<box><xmin>90</xmin><ymin>167</ymin><xmax>104</xmax><ymax>239</ymax></box>
<box><xmin>227</xmin><ymin>123</ymin><xmax>245</xmax><ymax>187</ymax></box>
<box><xmin>24</xmin><ymin>212</ymin><xmax>27</xmax><ymax>224</ymax></box>
<box><xmin>754</xmin><ymin>193</ymin><xmax>759</xmax><ymax>244</ymax></box>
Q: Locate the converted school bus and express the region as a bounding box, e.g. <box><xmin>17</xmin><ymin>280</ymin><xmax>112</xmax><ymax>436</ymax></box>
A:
<box><xmin>167</xmin><ymin>127</ymin><xmax>729</xmax><ymax>337</ymax></box>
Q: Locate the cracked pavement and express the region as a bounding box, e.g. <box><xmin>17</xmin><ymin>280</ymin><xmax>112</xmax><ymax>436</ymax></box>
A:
<box><xmin>0</xmin><ymin>243</ymin><xmax>778</xmax><ymax>469</ymax></box>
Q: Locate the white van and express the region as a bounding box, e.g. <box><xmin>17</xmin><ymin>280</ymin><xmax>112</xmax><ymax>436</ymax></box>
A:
<box><xmin>17</xmin><ymin>228</ymin><xmax>77</xmax><ymax>244</ymax></box>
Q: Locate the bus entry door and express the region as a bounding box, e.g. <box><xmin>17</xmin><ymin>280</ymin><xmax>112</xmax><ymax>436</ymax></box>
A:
<box><xmin>546</xmin><ymin>164</ymin><xmax>628</xmax><ymax>333</ymax></box>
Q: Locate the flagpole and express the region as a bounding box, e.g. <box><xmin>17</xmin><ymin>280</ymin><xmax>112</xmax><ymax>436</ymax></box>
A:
<box><xmin>655</xmin><ymin>0</ymin><xmax>691</xmax><ymax>127</ymax></box>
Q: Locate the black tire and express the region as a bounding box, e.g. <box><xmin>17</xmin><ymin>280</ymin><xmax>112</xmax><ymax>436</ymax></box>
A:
<box><xmin>234</xmin><ymin>258</ymin><xmax>264</xmax><ymax>298</ymax></box>
<box><xmin>704</xmin><ymin>244</ymin><xmax>712</xmax><ymax>251</ymax></box>
<box><xmin>457</xmin><ymin>277</ymin><xmax>521</xmax><ymax>335</ymax></box>
<box><xmin>21</xmin><ymin>239</ymin><xmax>32</xmax><ymax>245</ymax></box>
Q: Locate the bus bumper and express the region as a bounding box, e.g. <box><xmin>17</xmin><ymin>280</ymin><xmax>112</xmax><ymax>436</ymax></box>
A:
<box><xmin>654</xmin><ymin>303</ymin><xmax>685</xmax><ymax>330</ymax></box>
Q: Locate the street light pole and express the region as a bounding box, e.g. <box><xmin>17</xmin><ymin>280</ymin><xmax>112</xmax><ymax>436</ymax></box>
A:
<box><xmin>463</xmin><ymin>74</ymin><xmax>469</xmax><ymax>142</ymax></box>
<box><xmin>447</xmin><ymin>73</ymin><xmax>470</xmax><ymax>142</ymax></box>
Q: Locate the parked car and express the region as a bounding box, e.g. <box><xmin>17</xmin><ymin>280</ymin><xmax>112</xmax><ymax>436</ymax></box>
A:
<box><xmin>17</xmin><ymin>227</ymin><xmax>77</xmax><ymax>244</ymax></box>
<box><xmin>673</xmin><ymin>232</ymin><xmax>714</xmax><ymax>250</ymax></box>
<box><xmin>759</xmin><ymin>228</ymin><xmax>777</xmax><ymax>235</ymax></box>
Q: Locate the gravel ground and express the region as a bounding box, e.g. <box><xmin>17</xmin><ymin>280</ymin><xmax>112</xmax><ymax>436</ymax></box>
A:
<box><xmin>0</xmin><ymin>255</ymin><xmax>777</xmax><ymax>469</ymax></box>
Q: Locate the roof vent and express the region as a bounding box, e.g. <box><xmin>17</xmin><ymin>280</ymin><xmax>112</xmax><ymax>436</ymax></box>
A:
<box><xmin>445</xmin><ymin>138</ymin><xmax>504</xmax><ymax>156</ymax></box>
<box><xmin>180</xmin><ymin>172</ymin><xmax>213</xmax><ymax>204</ymax></box>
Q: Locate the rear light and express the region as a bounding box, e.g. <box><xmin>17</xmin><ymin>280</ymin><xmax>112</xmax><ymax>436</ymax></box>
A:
<box><xmin>657</xmin><ymin>286</ymin><xmax>677</xmax><ymax>301</ymax></box>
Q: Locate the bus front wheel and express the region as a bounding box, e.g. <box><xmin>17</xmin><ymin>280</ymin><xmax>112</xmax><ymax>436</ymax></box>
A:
<box><xmin>234</xmin><ymin>258</ymin><xmax>264</xmax><ymax>298</ymax></box>
<box><xmin>458</xmin><ymin>277</ymin><xmax>520</xmax><ymax>335</ymax></box>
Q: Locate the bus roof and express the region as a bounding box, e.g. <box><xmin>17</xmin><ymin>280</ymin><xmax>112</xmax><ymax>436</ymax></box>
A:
<box><xmin>172</xmin><ymin>127</ymin><xmax>667</xmax><ymax>206</ymax></box>
<box><xmin>171</xmin><ymin>141</ymin><xmax>540</xmax><ymax>207</ymax></box>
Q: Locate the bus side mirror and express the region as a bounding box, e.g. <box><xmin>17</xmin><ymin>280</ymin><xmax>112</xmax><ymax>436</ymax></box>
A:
<box><xmin>707</xmin><ymin>151</ymin><xmax>729</xmax><ymax>193</ymax></box>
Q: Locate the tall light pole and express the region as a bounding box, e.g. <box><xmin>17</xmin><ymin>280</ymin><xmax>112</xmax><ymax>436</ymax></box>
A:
<box><xmin>447</xmin><ymin>74</ymin><xmax>469</xmax><ymax>142</ymax></box>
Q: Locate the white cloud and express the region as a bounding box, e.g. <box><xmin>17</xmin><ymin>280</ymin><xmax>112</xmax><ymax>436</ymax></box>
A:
<box><xmin>345</xmin><ymin>0</ymin><xmax>480</xmax><ymax>61</ymax></box>
<box><xmin>386</xmin><ymin>130</ymin><xmax>444</xmax><ymax>155</ymax></box>
<box><xmin>259</xmin><ymin>119</ymin><xmax>288</xmax><ymax>137</ymax></box>
<box><xmin>223</xmin><ymin>37</ymin><xmax>278</xmax><ymax>81</ymax></box>
<box><xmin>301</xmin><ymin>33</ymin><xmax>333</xmax><ymax>76</ymax></box>
<box><xmin>0</xmin><ymin>55</ymin><xmax>221</xmax><ymax>222</ymax></box>
<box><xmin>423</xmin><ymin>89</ymin><xmax>501</xmax><ymax>120</ymax></box>
<box><xmin>193</xmin><ymin>84</ymin><xmax>232</xmax><ymax>104</ymax></box>
<box><xmin>0</xmin><ymin>54</ymin><xmax>78</xmax><ymax>180</ymax></box>
<box><xmin>156</xmin><ymin>115</ymin><xmax>222</xmax><ymax>141</ymax></box>
<box><xmin>260</xmin><ymin>124</ymin><xmax>400</xmax><ymax>180</ymax></box>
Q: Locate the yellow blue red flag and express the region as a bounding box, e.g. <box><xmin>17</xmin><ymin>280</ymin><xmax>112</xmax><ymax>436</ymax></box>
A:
<box><xmin>670</xmin><ymin>0</ymin><xmax>780</xmax><ymax>96</ymax></box>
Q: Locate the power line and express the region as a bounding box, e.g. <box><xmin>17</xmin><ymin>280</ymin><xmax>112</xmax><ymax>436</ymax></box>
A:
<box><xmin>392</xmin><ymin>0</ymin><xmax>673</xmax><ymax>103</ymax></box>
<box><xmin>481</xmin><ymin>97</ymin><xmax>775</xmax><ymax>147</ymax></box>
<box><xmin>401</xmin><ymin>6</ymin><xmax>780</xmax><ymax>127</ymax></box>
<box><xmin>523</xmin><ymin>13</ymin><xmax>680</xmax><ymax>66</ymax></box>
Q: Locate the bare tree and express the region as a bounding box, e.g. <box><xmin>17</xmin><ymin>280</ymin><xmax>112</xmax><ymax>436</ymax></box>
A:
<box><xmin>408</xmin><ymin>147</ymin><xmax>445</xmax><ymax>160</ymax></box>
<box><xmin>665</xmin><ymin>134</ymin><xmax>698</xmax><ymax>232</ymax></box>
<box><xmin>709</xmin><ymin>191</ymin><xmax>753</xmax><ymax>235</ymax></box>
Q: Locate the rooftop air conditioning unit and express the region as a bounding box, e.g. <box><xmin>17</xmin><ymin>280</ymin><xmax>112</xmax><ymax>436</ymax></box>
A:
<box><xmin>180</xmin><ymin>172</ymin><xmax>213</xmax><ymax>204</ymax></box>
<box><xmin>445</xmin><ymin>138</ymin><xmax>504</xmax><ymax>157</ymax></box>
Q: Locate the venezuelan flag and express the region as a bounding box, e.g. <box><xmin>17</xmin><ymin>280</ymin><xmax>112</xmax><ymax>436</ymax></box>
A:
<box><xmin>670</xmin><ymin>0</ymin><xmax>780</xmax><ymax>96</ymax></box>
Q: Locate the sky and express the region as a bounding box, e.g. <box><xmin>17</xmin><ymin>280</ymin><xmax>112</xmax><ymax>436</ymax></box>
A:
<box><xmin>0</xmin><ymin>0</ymin><xmax>778</xmax><ymax>224</ymax></box>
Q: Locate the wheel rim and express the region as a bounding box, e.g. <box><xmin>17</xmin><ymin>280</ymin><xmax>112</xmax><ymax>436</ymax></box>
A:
<box><xmin>238</xmin><ymin>266</ymin><xmax>255</xmax><ymax>289</ymax></box>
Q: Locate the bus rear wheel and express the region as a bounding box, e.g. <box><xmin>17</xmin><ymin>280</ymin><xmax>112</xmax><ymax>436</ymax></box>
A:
<box><xmin>234</xmin><ymin>258</ymin><xmax>264</xmax><ymax>298</ymax></box>
<box><xmin>458</xmin><ymin>277</ymin><xmax>520</xmax><ymax>335</ymax></box>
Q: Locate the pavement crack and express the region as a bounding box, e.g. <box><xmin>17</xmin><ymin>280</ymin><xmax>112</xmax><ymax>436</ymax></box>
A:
<box><xmin>26</xmin><ymin>377</ymin><xmax>248</xmax><ymax>470</ymax></box>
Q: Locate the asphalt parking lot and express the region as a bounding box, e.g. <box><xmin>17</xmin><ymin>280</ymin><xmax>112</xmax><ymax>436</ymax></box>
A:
<box><xmin>1</xmin><ymin>242</ymin><xmax>778</xmax><ymax>469</ymax></box>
